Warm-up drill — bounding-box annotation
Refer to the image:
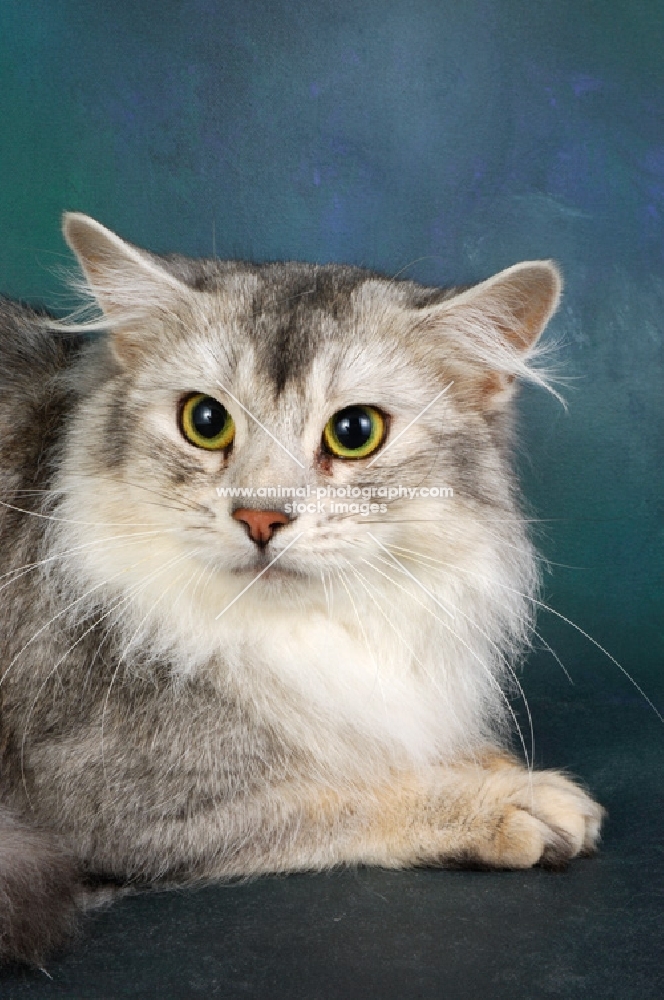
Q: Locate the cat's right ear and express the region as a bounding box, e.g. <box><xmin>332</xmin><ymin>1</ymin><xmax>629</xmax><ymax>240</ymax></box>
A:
<box><xmin>62</xmin><ymin>212</ymin><xmax>186</xmax><ymax>365</ymax></box>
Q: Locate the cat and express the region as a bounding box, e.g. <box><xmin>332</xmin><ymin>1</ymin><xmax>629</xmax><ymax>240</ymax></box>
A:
<box><xmin>0</xmin><ymin>213</ymin><xmax>603</xmax><ymax>965</ymax></box>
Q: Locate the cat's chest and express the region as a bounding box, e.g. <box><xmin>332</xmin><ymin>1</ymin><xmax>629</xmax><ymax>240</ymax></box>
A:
<box><xmin>183</xmin><ymin>605</ymin><xmax>454</xmax><ymax>768</ymax></box>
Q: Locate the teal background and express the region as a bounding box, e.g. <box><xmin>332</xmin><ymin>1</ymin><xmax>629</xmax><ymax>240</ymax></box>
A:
<box><xmin>1</xmin><ymin>3</ymin><xmax>663</xmax><ymax>995</ymax></box>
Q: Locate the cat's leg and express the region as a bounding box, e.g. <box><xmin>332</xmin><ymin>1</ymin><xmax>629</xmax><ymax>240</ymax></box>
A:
<box><xmin>342</xmin><ymin>752</ymin><xmax>605</xmax><ymax>870</ymax></box>
<box><xmin>212</xmin><ymin>752</ymin><xmax>604</xmax><ymax>875</ymax></box>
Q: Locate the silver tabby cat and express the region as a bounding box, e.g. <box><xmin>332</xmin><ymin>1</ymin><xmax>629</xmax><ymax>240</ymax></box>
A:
<box><xmin>0</xmin><ymin>214</ymin><xmax>603</xmax><ymax>964</ymax></box>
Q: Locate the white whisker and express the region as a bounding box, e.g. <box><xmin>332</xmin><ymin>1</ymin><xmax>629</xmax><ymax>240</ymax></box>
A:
<box><xmin>100</xmin><ymin>551</ymin><xmax>198</xmax><ymax>788</ymax></box>
<box><xmin>382</xmin><ymin>544</ymin><xmax>574</xmax><ymax>687</ymax></box>
<box><xmin>0</xmin><ymin>497</ymin><xmax>180</xmax><ymax>528</ymax></box>
<box><xmin>363</xmin><ymin>537</ymin><xmax>533</xmax><ymax>771</ymax></box>
<box><xmin>0</xmin><ymin>547</ymin><xmax>169</xmax><ymax>692</ymax></box>
<box><xmin>320</xmin><ymin>569</ymin><xmax>332</xmax><ymax>617</ymax></box>
<box><xmin>386</xmin><ymin>541</ymin><xmax>660</xmax><ymax>717</ymax></box>
<box><xmin>0</xmin><ymin>528</ymin><xmax>177</xmax><ymax>594</ymax></box>
<box><xmin>343</xmin><ymin>560</ymin><xmax>446</xmax><ymax>699</ymax></box>
<box><xmin>372</xmin><ymin>550</ymin><xmax>535</xmax><ymax>772</ymax></box>
<box><xmin>336</xmin><ymin>564</ymin><xmax>387</xmax><ymax>715</ymax></box>
<box><xmin>17</xmin><ymin>548</ymin><xmax>189</xmax><ymax>807</ymax></box>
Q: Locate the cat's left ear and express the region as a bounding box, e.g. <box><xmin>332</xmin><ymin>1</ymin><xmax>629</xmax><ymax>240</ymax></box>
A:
<box><xmin>62</xmin><ymin>212</ymin><xmax>187</xmax><ymax>364</ymax></box>
<box><xmin>420</xmin><ymin>260</ymin><xmax>562</xmax><ymax>405</ymax></box>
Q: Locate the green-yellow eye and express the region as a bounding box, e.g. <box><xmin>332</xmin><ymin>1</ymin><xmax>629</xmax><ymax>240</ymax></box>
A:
<box><xmin>323</xmin><ymin>405</ymin><xmax>385</xmax><ymax>459</ymax></box>
<box><xmin>180</xmin><ymin>393</ymin><xmax>235</xmax><ymax>451</ymax></box>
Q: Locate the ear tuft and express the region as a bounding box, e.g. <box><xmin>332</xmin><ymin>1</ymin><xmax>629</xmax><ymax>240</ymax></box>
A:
<box><xmin>63</xmin><ymin>212</ymin><xmax>145</xmax><ymax>286</ymax></box>
<box><xmin>62</xmin><ymin>212</ymin><xmax>134</xmax><ymax>276</ymax></box>
<box><xmin>62</xmin><ymin>212</ymin><xmax>182</xmax><ymax>300</ymax></box>
<box><xmin>444</xmin><ymin>260</ymin><xmax>562</xmax><ymax>355</ymax></box>
<box><xmin>60</xmin><ymin>213</ymin><xmax>187</xmax><ymax>364</ymax></box>
<box><xmin>491</xmin><ymin>260</ymin><xmax>562</xmax><ymax>353</ymax></box>
<box><xmin>415</xmin><ymin>260</ymin><xmax>564</xmax><ymax>407</ymax></box>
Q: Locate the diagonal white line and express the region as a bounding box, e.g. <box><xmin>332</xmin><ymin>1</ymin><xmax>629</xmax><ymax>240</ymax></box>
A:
<box><xmin>365</xmin><ymin>380</ymin><xmax>454</xmax><ymax>468</ymax></box>
<box><xmin>216</xmin><ymin>380</ymin><xmax>305</xmax><ymax>469</ymax></box>
<box><xmin>215</xmin><ymin>531</ymin><xmax>304</xmax><ymax>620</ymax></box>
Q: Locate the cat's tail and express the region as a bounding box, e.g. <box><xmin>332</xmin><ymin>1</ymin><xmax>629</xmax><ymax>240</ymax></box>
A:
<box><xmin>0</xmin><ymin>804</ymin><xmax>81</xmax><ymax>965</ymax></box>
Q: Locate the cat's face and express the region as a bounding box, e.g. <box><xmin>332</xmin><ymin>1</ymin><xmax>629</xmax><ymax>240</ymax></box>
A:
<box><xmin>55</xmin><ymin>214</ymin><xmax>560</xmax><ymax>619</ymax></box>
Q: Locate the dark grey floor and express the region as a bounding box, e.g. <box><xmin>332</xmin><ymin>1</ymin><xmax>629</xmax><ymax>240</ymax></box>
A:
<box><xmin>3</xmin><ymin>659</ymin><xmax>663</xmax><ymax>1000</ymax></box>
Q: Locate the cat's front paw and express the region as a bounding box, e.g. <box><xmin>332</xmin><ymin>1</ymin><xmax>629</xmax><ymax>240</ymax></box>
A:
<box><xmin>479</xmin><ymin>768</ymin><xmax>604</xmax><ymax>870</ymax></box>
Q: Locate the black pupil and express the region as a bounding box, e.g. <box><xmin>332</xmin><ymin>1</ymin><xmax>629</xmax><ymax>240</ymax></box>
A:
<box><xmin>192</xmin><ymin>397</ymin><xmax>227</xmax><ymax>439</ymax></box>
<box><xmin>334</xmin><ymin>407</ymin><xmax>373</xmax><ymax>450</ymax></box>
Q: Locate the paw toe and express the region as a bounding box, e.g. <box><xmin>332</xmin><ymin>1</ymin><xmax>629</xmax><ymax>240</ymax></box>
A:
<box><xmin>529</xmin><ymin>772</ymin><xmax>604</xmax><ymax>861</ymax></box>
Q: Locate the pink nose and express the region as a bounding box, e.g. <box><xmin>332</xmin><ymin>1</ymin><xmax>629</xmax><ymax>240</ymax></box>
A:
<box><xmin>232</xmin><ymin>508</ymin><xmax>290</xmax><ymax>546</ymax></box>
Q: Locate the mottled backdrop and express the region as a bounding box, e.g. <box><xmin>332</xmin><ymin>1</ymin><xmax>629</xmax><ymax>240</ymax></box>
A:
<box><xmin>1</xmin><ymin>0</ymin><xmax>662</xmax><ymax>717</ymax></box>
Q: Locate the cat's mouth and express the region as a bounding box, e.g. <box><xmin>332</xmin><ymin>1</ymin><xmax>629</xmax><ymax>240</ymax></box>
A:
<box><xmin>230</xmin><ymin>554</ymin><xmax>304</xmax><ymax>579</ymax></box>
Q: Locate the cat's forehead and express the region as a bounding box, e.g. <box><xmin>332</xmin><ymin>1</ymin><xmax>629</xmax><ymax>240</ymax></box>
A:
<box><xmin>173</xmin><ymin>258</ymin><xmax>453</xmax><ymax>395</ymax></box>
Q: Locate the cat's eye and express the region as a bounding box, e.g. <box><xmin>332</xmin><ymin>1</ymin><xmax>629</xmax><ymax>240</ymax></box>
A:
<box><xmin>323</xmin><ymin>405</ymin><xmax>385</xmax><ymax>459</ymax></box>
<box><xmin>179</xmin><ymin>393</ymin><xmax>235</xmax><ymax>451</ymax></box>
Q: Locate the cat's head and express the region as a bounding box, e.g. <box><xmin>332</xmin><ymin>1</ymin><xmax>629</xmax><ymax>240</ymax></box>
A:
<box><xmin>55</xmin><ymin>213</ymin><xmax>560</xmax><ymax>620</ymax></box>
